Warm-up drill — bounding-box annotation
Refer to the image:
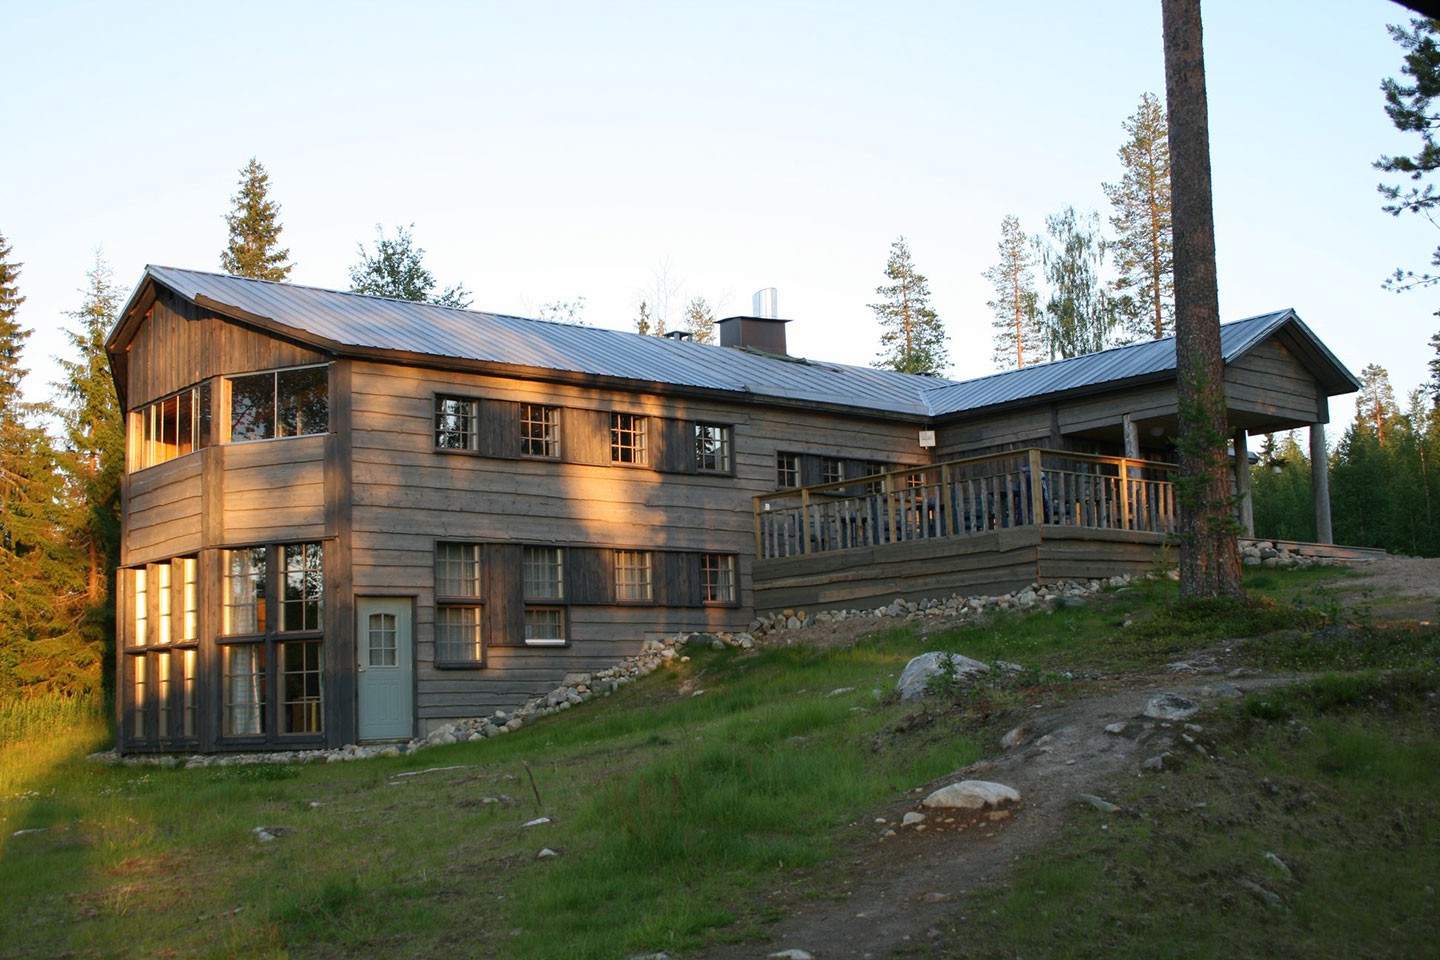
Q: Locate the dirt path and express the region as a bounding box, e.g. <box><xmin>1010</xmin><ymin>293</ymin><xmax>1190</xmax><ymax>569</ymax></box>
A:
<box><xmin>691</xmin><ymin>557</ymin><xmax>1439</xmax><ymax>960</ymax></box>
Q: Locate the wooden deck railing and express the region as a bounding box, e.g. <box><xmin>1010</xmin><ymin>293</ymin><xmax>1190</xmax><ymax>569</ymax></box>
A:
<box><xmin>753</xmin><ymin>448</ymin><xmax>1177</xmax><ymax>560</ymax></box>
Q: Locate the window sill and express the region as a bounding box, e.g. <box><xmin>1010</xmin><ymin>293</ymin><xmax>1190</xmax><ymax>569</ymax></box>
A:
<box><xmin>523</xmin><ymin>639</ymin><xmax>568</xmax><ymax>647</ymax></box>
<box><xmin>435</xmin><ymin>660</ymin><xmax>486</xmax><ymax>670</ymax></box>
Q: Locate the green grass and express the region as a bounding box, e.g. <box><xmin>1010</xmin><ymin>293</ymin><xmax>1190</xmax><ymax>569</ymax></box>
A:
<box><xmin>3</xmin><ymin>565</ymin><xmax>1436</xmax><ymax>959</ymax></box>
<box><xmin>941</xmin><ymin>667</ymin><xmax>1440</xmax><ymax>960</ymax></box>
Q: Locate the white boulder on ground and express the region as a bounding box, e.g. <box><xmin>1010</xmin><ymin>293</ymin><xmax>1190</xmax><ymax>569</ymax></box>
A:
<box><xmin>895</xmin><ymin>652</ymin><xmax>990</xmax><ymax>700</ymax></box>
<box><xmin>921</xmin><ymin>780</ymin><xmax>1021</xmax><ymax>810</ymax></box>
<box><xmin>1143</xmin><ymin>693</ymin><xmax>1201</xmax><ymax>722</ymax></box>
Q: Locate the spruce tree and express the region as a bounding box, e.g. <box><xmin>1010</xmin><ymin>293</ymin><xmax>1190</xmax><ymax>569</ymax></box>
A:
<box><xmin>1104</xmin><ymin>92</ymin><xmax>1175</xmax><ymax>341</ymax></box>
<box><xmin>349</xmin><ymin>224</ymin><xmax>471</xmax><ymax>308</ymax></box>
<box><xmin>983</xmin><ymin>215</ymin><xmax>1042</xmax><ymax>370</ymax></box>
<box><xmin>1376</xmin><ymin>17</ymin><xmax>1440</xmax><ymax>290</ymax></box>
<box><xmin>1036</xmin><ymin>208</ymin><xmax>1116</xmax><ymax>359</ymax></box>
<box><xmin>871</xmin><ymin>237</ymin><xmax>947</xmax><ymax>374</ymax></box>
<box><xmin>220</xmin><ymin>158</ymin><xmax>293</xmax><ymax>281</ymax></box>
<box><xmin>683</xmin><ymin>296</ymin><xmax>716</xmax><ymax>345</ymax></box>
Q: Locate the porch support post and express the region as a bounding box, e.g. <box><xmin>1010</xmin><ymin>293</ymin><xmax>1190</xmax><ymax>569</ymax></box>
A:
<box><xmin>1233</xmin><ymin>429</ymin><xmax>1254</xmax><ymax>538</ymax></box>
<box><xmin>1121</xmin><ymin>414</ymin><xmax>1140</xmax><ymax>459</ymax></box>
<box><xmin>1310</xmin><ymin>422</ymin><xmax>1333</xmax><ymax>544</ymax></box>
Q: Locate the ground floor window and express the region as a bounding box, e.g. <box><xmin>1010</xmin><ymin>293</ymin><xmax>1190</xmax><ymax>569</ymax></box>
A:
<box><xmin>436</xmin><ymin>605</ymin><xmax>484</xmax><ymax>665</ymax></box>
<box><xmin>524</xmin><ymin>607</ymin><xmax>566</xmax><ymax>646</ymax></box>
<box><xmin>701</xmin><ymin>553</ymin><xmax>737</xmax><ymax>604</ymax></box>
<box><xmin>280</xmin><ymin>641</ymin><xmax>324</xmax><ymax>733</ymax></box>
<box><xmin>224</xmin><ymin>643</ymin><xmax>266</xmax><ymax>736</ymax></box>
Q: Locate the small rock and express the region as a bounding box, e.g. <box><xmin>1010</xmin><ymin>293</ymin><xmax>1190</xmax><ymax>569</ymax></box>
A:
<box><xmin>536</xmin><ymin>847</ymin><xmax>559</xmax><ymax>859</ymax></box>
<box><xmin>1000</xmin><ymin>723</ymin><xmax>1034</xmax><ymax>750</ymax></box>
<box><xmin>1236</xmin><ymin>877</ymin><xmax>1287</xmax><ymax>910</ymax></box>
<box><xmin>1263</xmin><ymin>852</ymin><xmax>1293</xmax><ymax>880</ymax></box>
<box><xmin>1141</xmin><ymin>754</ymin><xmax>1167</xmax><ymax>772</ymax></box>
<box><xmin>1075</xmin><ymin>793</ymin><xmax>1121</xmax><ymax>813</ymax></box>
<box><xmin>1143</xmin><ymin>693</ymin><xmax>1200</xmax><ymax>722</ymax></box>
<box><xmin>921</xmin><ymin>780</ymin><xmax>1021</xmax><ymax>810</ymax></box>
<box><xmin>1104</xmin><ymin>721</ymin><xmax>1128</xmax><ymax>735</ymax></box>
<box><xmin>522</xmin><ymin>817</ymin><xmax>551</xmax><ymax>828</ymax></box>
<box><xmin>769</xmin><ymin>951</ymin><xmax>814</xmax><ymax>960</ymax></box>
<box><xmin>920</xmin><ymin>891</ymin><xmax>954</xmax><ymax>904</ymax></box>
<box><xmin>902</xmin><ymin>812</ymin><xmax>927</xmax><ymax>827</ymax></box>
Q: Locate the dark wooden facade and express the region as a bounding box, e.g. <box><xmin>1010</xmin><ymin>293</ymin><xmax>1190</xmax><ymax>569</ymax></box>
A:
<box><xmin>108</xmin><ymin>270</ymin><xmax>1357</xmax><ymax>753</ymax></box>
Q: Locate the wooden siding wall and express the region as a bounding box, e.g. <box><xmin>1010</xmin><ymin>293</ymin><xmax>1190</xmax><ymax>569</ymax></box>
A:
<box><xmin>1223</xmin><ymin>337</ymin><xmax>1321</xmax><ymax>423</ymax></box>
<box><xmin>347</xmin><ymin>360</ymin><xmax>928</xmax><ymax>723</ymax></box>
<box><xmin>123</xmin><ymin>290</ymin><xmax>326</xmax><ymax>409</ymax></box>
<box><xmin>752</xmin><ymin>526</ymin><xmax>1165</xmax><ymax>614</ymax></box>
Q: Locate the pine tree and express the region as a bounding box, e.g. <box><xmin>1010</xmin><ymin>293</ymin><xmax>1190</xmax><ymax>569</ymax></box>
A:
<box><xmin>871</xmin><ymin>237</ymin><xmax>947</xmax><ymax>374</ymax></box>
<box><xmin>349</xmin><ymin>224</ymin><xmax>472</xmax><ymax>308</ymax></box>
<box><xmin>1428</xmin><ymin>331</ymin><xmax>1440</xmax><ymax>406</ymax></box>
<box><xmin>1354</xmin><ymin>362</ymin><xmax>1403</xmax><ymax>444</ymax></box>
<box><xmin>1163</xmin><ymin>0</ymin><xmax>1243</xmax><ymax>598</ymax></box>
<box><xmin>634</xmin><ymin>299</ymin><xmax>653</xmax><ymax>336</ymax></box>
<box><xmin>983</xmin><ymin>215</ymin><xmax>1042</xmax><ymax>370</ymax></box>
<box><xmin>220</xmin><ymin>158</ymin><xmax>293</xmax><ymax>281</ymax></box>
<box><xmin>536</xmin><ymin>297</ymin><xmax>587</xmax><ymax>326</ymax></box>
<box><xmin>1376</xmin><ymin>17</ymin><xmax>1440</xmax><ymax>290</ymax></box>
<box><xmin>1036</xmin><ymin>208</ymin><xmax>1116</xmax><ymax>359</ymax></box>
<box><xmin>1104</xmin><ymin>92</ymin><xmax>1175</xmax><ymax>341</ymax></box>
<box><xmin>683</xmin><ymin>296</ymin><xmax>716</xmax><ymax>345</ymax></box>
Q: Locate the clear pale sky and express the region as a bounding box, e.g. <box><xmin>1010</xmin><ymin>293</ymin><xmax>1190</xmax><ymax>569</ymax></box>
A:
<box><xmin>5</xmin><ymin>0</ymin><xmax>1437</xmax><ymax>434</ymax></box>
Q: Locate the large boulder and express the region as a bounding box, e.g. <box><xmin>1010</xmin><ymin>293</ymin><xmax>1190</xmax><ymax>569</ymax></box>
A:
<box><xmin>921</xmin><ymin>780</ymin><xmax>1021</xmax><ymax>810</ymax></box>
<box><xmin>896</xmin><ymin>652</ymin><xmax>990</xmax><ymax>700</ymax></box>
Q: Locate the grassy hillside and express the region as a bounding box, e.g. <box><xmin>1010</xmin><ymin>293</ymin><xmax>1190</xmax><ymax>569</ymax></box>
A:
<box><xmin>2</xmin><ymin>568</ymin><xmax>1437</xmax><ymax>959</ymax></box>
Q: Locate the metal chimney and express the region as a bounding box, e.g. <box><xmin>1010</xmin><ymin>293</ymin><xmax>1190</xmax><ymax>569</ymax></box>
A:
<box><xmin>752</xmin><ymin>287</ymin><xmax>779</xmax><ymax>319</ymax></box>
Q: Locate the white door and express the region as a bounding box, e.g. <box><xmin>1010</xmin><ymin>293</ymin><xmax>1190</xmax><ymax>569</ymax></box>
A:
<box><xmin>356</xmin><ymin>598</ymin><xmax>413</xmax><ymax>741</ymax></box>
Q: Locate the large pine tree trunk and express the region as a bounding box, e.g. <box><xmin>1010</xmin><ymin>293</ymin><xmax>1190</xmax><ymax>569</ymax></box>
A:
<box><xmin>1162</xmin><ymin>0</ymin><xmax>1243</xmax><ymax>598</ymax></box>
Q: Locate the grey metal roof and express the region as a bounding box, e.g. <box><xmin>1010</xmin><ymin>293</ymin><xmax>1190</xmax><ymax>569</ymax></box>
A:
<box><xmin>125</xmin><ymin>267</ymin><xmax>1358</xmax><ymax>421</ymax></box>
<box><xmin>137</xmin><ymin>265</ymin><xmax>942</xmax><ymax>417</ymax></box>
<box><xmin>918</xmin><ymin>309</ymin><xmax>1360</xmax><ymax>418</ymax></box>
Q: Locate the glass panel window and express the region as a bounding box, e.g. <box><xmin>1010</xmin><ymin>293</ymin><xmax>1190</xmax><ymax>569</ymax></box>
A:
<box><xmin>277</xmin><ymin>367</ymin><xmax>329</xmax><ymax>438</ymax></box>
<box><xmin>281</xmin><ymin>543</ymin><xmax>324</xmax><ymax>632</ymax></box>
<box><xmin>523</xmin><ymin>547</ymin><xmax>564</xmax><ymax>600</ymax></box>
<box><xmin>130</xmin><ymin>384</ymin><xmax>211</xmax><ymax>471</ymax></box>
<box><xmin>157</xmin><ymin>652</ymin><xmax>173</xmax><ymax>736</ymax></box>
<box><xmin>368</xmin><ymin>612</ymin><xmax>398</xmax><ymax>667</ymax></box>
<box><xmin>224</xmin><ymin>548</ymin><xmax>267</xmax><ymax>635</ymax></box>
<box><xmin>520</xmin><ymin>403</ymin><xmax>560</xmax><ymax>458</ymax></box>
<box><xmin>197</xmin><ymin>382</ymin><xmax>213</xmax><ymax>449</ymax></box>
<box><xmin>229</xmin><ymin>372</ymin><xmax>276</xmax><ymax>443</ymax></box>
<box><xmin>181</xmin><ymin>649</ymin><xmax>198</xmax><ymax>738</ymax></box>
<box><xmin>524</xmin><ymin>608</ymin><xmax>566</xmax><ymax>646</ymax></box>
<box><xmin>176</xmin><ymin>389</ymin><xmax>193</xmax><ymax>457</ymax></box>
<box><xmin>230</xmin><ymin>366</ymin><xmax>328</xmax><ymax>443</ymax></box>
<box><xmin>436</xmin><ymin>606</ymin><xmax>483</xmax><ymax>663</ymax></box>
<box><xmin>179</xmin><ymin>557</ymin><xmax>199</xmax><ymax>642</ymax></box>
<box><xmin>614</xmin><ymin>550</ymin><xmax>653</xmax><ymax>602</ymax></box>
<box><xmin>435</xmin><ymin>542</ymin><xmax>482</xmax><ymax>597</ymax></box>
<box><xmin>694</xmin><ymin>423</ymin><xmax>732</xmax><ymax>472</ymax></box>
<box><xmin>224</xmin><ymin>644</ymin><xmax>266</xmax><ymax>736</ymax></box>
<box><xmin>133</xmin><ymin>567</ymin><xmax>148</xmax><ymax>647</ymax></box>
<box><xmin>280</xmin><ymin>641</ymin><xmax>323</xmax><ymax>734</ymax></box>
<box><xmin>610</xmin><ymin>413</ymin><xmax>647</xmax><ymax>465</ymax></box>
<box><xmin>776</xmin><ymin>452</ymin><xmax>800</xmax><ymax>489</ymax></box>
<box><xmin>131</xmin><ymin>655</ymin><xmax>147</xmax><ymax>737</ymax></box>
<box><xmin>821</xmin><ymin>458</ymin><xmax>844</xmax><ymax>484</ymax></box>
<box><xmin>435</xmin><ymin>396</ymin><xmax>480</xmax><ymax>450</ymax></box>
<box><xmin>702</xmin><ymin>554</ymin><xmax>737</xmax><ymax>604</ymax></box>
<box><xmin>157</xmin><ymin>562</ymin><xmax>172</xmax><ymax>645</ymax></box>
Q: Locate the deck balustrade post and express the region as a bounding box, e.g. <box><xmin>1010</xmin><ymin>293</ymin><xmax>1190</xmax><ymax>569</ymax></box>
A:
<box><xmin>800</xmin><ymin>488</ymin><xmax>812</xmax><ymax>555</ymax></box>
<box><xmin>753</xmin><ymin>496</ymin><xmax>764</xmax><ymax>559</ymax></box>
<box><xmin>1120</xmin><ymin>460</ymin><xmax>1132</xmax><ymax>530</ymax></box>
<box><xmin>1027</xmin><ymin>448</ymin><xmax>1045</xmax><ymax>526</ymax></box>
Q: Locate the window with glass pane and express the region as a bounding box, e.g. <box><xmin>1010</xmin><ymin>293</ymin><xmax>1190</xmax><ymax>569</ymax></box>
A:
<box><xmin>179</xmin><ymin>557</ymin><xmax>199</xmax><ymax>642</ymax></box>
<box><xmin>230</xmin><ymin>366</ymin><xmax>328</xmax><ymax>443</ymax></box>
<box><xmin>157</xmin><ymin>562</ymin><xmax>172</xmax><ymax>645</ymax></box>
<box><xmin>278</xmin><ymin>366</ymin><xmax>329</xmax><ymax>437</ymax></box>
<box><xmin>224</xmin><ymin>548</ymin><xmax>266</xmax><ymax>635</ymax></box>
<box><xmin>520</xmin><ymin>403</ymin><xmax>560</xmax><ymax>458</ymax></box>
<box><xmin>133</xmin><ymin>567</ymin><xmax>148</xmax><ymax>646</ymax></box>
<box><xmin>436</xmin><ymin>606</ymin><xmax>483</xmax><ymax>663</ymax></box>
<box><xmin>434</xmin><ymin>396</ymin><xmax>480</xmax><ymax>450</ymax></box>
<box><xmin>610</xmin><ymin>413</ymin><xmax>647</xmax><ymax>464</ymax></box>
<box><xmin>157</xmin><ymin>652</ymin><xmax>173</xmax><ymax>735</ymax></box>
<box><xmin>614</xmin><ymin>550</ymin><xmax>653</xmax><ymax>601</ymax></box>
<box><xmin>181</xmin><ymin>649</ymin><xmax>198</xmax><ymax>738</ymax></box>
<box><xmin>224</xmin><ymin>644</ymin><xmax>265</xmax><ymax>735</ymax></box>
<box><xmin>523</xmin><ymin>547</ymin><xmax>564</xmax><ymax>600</ymax></box>
<box><xmin>776</xmin><ymin>452</ymin><xmax>799</xmax><ymax>489</ymax></box>
<box><xmin>821</xmin><ymin>458</ymin><xmax>844</xmax><ymax>484</ymax></box>
<box><xmin>694</xmin><ymin>423</ymin><xmax>732</xmax><ymax>472</ymax></box>
<box><xmin>701</xmin><ymin>554</ymin><xmax>737</xmax><ymax>604</ymax></box>
<box><xmin>524</xmin><ymin>608</ymin><xmax>565</xmax><ymax>645</ymax></box>
<box><xmin>368</xmin><ymin>612</ymin><xmax>398</xmax><ymax>667</ymax></box>
<box><xmin>280</xmin><ymin>641</ymin><xmax>323</xmax><ymax>734</ymax></box>
<box><xmin>435</xmin><ymin>542</ymin><xmax>482</xmax><ymax>597</ymax></box>
<box><xmin>281</xmin><ymin>543</ymin><xmax>324</xmax><ymax>632</ymax></box>
<box><xmin>130</xmin><ymin>384</ymin><xmax>211</xmax><ymax>471</ymax></box>
<box><xmin>229</xmin><ymin>372</ymin><xmax>276</xmax><ymax>442</ymax></box>
<box><xmin>131</xmin><ymin>655</ymin><xmax>147</xmax><ymax>737</ymax></box>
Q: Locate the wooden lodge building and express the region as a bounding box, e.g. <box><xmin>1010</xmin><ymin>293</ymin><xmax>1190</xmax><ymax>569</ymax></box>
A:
<box><xmin>107</xmin><ymin>266</ymin><xmax>1359</xmax><ymax>753</ymax></box>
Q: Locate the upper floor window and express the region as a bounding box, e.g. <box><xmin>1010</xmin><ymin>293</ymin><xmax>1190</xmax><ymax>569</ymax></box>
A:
<box><xmin>520</xmin><ymin>404</ymin><xmax>560</xmax><ymax>458</ymax></box>
<box><xmin>694</xmin><ymin>423</ymin><xmax>732</xmax><ymax>473</ymax></box>
<box><xmin>130</xmin><ymin>383</ymin><xmax>212</xmax><ymax>471</ymax></box>
<box><xmin>230</xmin><ymin>365</ymin><xmax>328</xmax><ymax>443</ymax></box>
<box><xmin>610</xmin><ymin>413</ymin><xmax>647</xmax><ymax>465</ymax></box>
<box><xmin>776</xmin><ymin>452</ymin><xmax>800</xmax><ymax>489</ymax></box>
<box><xmin>523</xmin><ymin>547</ymin><xmax>565</xmax><ymax>601</ymax></box>
<box><xmin>820</xmin><ymin>457</ymin><xmax>845</xmax><ymax>485</ymax></box>
<box><xmin>435</xmin><ymin>542</ymin><xmax>483</xmax><ymax>597</ymax></box>
<box><xmin>435</xmin><ymin>396</ymin><xmax>480</xmax><ymax>450</ymax></box>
